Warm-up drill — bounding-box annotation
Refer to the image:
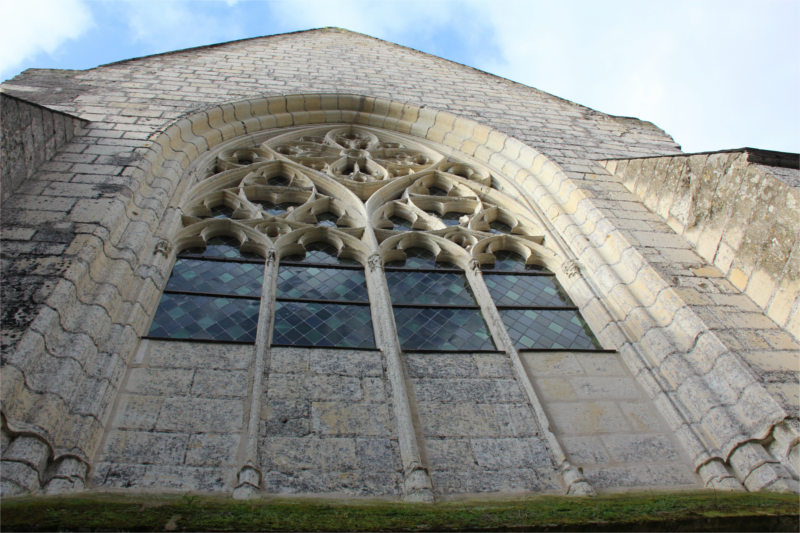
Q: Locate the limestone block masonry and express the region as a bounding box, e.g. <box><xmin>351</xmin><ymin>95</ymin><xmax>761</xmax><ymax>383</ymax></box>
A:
<box><xmin>1</xmin><ymin>28</ymin><xmax>798</xmax><ymax>499</ymax></box>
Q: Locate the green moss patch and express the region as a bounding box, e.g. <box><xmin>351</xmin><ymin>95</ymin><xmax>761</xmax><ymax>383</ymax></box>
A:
<box><xmin>2</xmin><ymin>490</ymin><xmax>798</xmax><ymax>531</ymax></box>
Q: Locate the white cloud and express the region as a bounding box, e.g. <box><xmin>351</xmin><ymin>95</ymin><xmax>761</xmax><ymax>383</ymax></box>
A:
<box><xmin>266</xmin><ymin>0</ymin><xmax>462</xmax><ymax>41</ymax></box>
<box><xmin>117</xmin><ymin>0</ymin><xmax>246</xmax><ymax>51</ymax></box>
<box><xmin>464</xmin><ymin>0</ymin><xmax>799</xmax><ymax>152</ymax></box>
<box><xmin>0</xmin><ymin>0</ymin><xmax>93</xmax><ymax>81</ymax></box>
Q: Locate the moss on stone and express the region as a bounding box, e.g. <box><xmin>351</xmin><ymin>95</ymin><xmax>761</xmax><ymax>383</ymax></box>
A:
<box><xmin>2</xmin><ymin>490</ymin><xmax>798</xmax><ymax>531</ymax></box>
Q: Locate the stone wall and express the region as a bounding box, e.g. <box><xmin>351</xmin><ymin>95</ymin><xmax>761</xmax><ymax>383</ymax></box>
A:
<box><xmin>406</xmin><ymin>352</ymin><xmax>562</xmax><ymax>495</ymax></box>
<box><xmin>1</xmin><ymin>93</ymin><xmax>86</xmax><ymax>203</ymax></box>
<box><xmin>93</xmin><ymin>340</ymin><xmax>250</xmax><ymax>492</ymax></box>
<box><xmin>602</xmin><ymin>151</ymin><xmax>800</xmax><ymax>340</ymax></box>
<box><xmin>522</xmin><ymin>351</ymin><xmax>698</xmax><ymax>490</ymax></box>
<box><xmin>260</xmin><ymin>347</ymin><xmax>402</xmax><ymax>496</ymax></box>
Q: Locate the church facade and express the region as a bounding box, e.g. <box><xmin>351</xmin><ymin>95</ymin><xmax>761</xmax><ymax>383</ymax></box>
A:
<box><xmin>1</xmin><ymin>28</ymin><xmax>798</xmax><ymax>500</ymax></box>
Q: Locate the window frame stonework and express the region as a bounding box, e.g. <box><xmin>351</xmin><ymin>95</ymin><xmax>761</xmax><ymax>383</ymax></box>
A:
<box><xmin>145</xmin><ymin>124</ymin><xmax>604</xmax><ymax>354</ymax></box>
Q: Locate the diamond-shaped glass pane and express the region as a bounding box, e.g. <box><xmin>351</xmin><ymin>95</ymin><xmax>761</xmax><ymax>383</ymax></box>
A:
<box><xmin>273</xmin><ymin>301</ymin><xmax>375</xmax><ymax>348</ymax></box>
<box><xmin>481</xmin><ymin>250</ymin><xmax>548</xmax><ymax>272</ymax></box>
<box><xmin>166</xmin><ymin>259</ymin><xmax>263</xmax><ymax>296</ymax></box>
<box><xmin>148</xmin><ymin>293</ymin><xmax>259</xmax><ymax>342</ymax></box>
<box><xmin>387</xmin><ymin>271</ymin><xmax>476</xmax><ymax>305</ymax></box>
<box><xmin>500</xmin><ymin>309</ymin><xmax>602</xmax><ymax>350</ymax></box>
<box><xmin>393</xmin><ymin>307</ymin><xmax>495</xmax><ymax>351</ymax></box>
<box><xmin>484</xmin><ymin>274</ymin><xmax>572</xmax><ymax>307</ymax></box>
<box><xmin>277</xmin><ymin>266</ymin><xmax>368</xmax><ymax>301</ymax></box>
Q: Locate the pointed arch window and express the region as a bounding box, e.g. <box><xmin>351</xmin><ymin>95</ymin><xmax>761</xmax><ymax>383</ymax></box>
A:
<box><xmin>483</xmin><ymin>251</ymin><xmax>601</xmax><ymax>351</ymax></box>
<box><xmin>386</xmin><ymin>248</ymin><xmax>495</xmax><ymax>351</ymax></box>
<box><xmin>146</xmin><ymin>236</ymin><xmax>264</xmax><ymax>343</ymax></box>
<box><xmin>273</xmin><ymin>242</ymin><xmax>375</xmax><ymax>348</ymax></box>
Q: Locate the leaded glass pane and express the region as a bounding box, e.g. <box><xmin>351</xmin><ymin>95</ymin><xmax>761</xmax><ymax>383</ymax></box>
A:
<box><xmin>166</xmin><ymin>259</ymin><xmax>263</xmax><ymax>296</ymax></box>
<box><xmin>393</xmin><ymin>307</ymin><xmax>495</xmax><ymax>351</ymax></box>
<box><xmin>148</xmin><ymin>293</ymin><xmax>259</xmax><ymax>342</ymax></box>
<box><xmin>273</xmin><ymin>301</ymin><xmax>374</xmax><ymax>348</ymax></box>
<box><xmin>277</xmin><ymin>266</ymin><xmax>368</xmax><ymax>301</ymax></box>
<box><xmin>484</xmin><ymin>274</ymin><xmax>573</xmax><ymax>307</ymax></box>
<box><xmin>386</xmin><ymin>271</ymin><xmax>476</xmax><ymax>305</ymax></box>
<box><xmin>428</xmin><ymin>185</ymin><xmax>448</xmax><ymax>196</ymax></box>
<box><xmin>500</xmin><ymin>309</ymin><xmax>602</xmax><ymax>350</ymax></box>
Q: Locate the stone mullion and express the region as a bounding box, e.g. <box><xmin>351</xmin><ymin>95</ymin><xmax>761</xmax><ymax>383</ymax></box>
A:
<box><xmin>233</xmin><ymin>248</ymin><xmax>277</xmax><ymax>499</ymax></box>
<box><xmin>464</xmin><ymin>260</ymin><xmax>595</xmax><ymax>496</ymax></box>
<box><xmin>364</xmin><ymin>253</ymin><xmax>435</xmax><ymax>502</ymax></box>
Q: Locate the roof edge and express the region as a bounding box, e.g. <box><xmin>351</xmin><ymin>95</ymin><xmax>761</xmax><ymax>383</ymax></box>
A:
<box><xmin>601</xmin><ymin>147</ymin><xmax>799</xmax><ymax>170</ymax></box>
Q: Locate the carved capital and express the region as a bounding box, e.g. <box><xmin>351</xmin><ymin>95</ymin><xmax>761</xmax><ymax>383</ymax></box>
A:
<box><xmin>154</xmin><ymin>239</ymin><xmax>172</xmax><ymax>257</ymax></box>
<box><xmin>561</xmin><ymin>259</ymin><xmax>580</xmax><ymax>279</ymax></box>
<box><xmin>468</xmin><ymin>258</ymin><xmax>482</xmax><ymax>274</ymax></box>
<box><xmin>266</xmin><ymin>248</ymin><xmax>277</xmax><ymax>266</ymax></box>
<box><xmin>367</xmin><ymin>253</ymin><xmax>382</xmax><ymax>272</ymax></box>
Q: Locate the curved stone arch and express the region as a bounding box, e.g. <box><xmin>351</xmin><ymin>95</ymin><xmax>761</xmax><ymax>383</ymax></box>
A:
<box><xmin>3</xmin><ymin>92</ymin><xmax>792</xmax><ymax>496</ymax></box>
<box><xmin>472</xmin><ymin>235</ymin><xmax>560</xmax><ymax>273</ymax></box>
<box><xmin>274</xmin><ymin>226</ymin><xmax>372</xmax><ymax>266</ymax></box>
<box><xmin>379</xmin><ymin>232</ymin><xmax>474</xmax><ymax>270</ymax></box>
<box><xmin>174</xmin><ymin>218</ymin><xmax>273</xmax><ymax>259</ymax></box>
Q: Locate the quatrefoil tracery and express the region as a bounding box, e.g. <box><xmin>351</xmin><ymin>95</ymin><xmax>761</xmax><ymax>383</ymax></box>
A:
<box><xmin>184</xmin><ymin>125</ymin><xmax>548</xmax><ymax>260</ymax></box>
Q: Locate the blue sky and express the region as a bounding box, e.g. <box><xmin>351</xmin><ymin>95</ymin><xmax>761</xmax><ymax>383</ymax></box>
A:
<box><xmin>1</xmin><ymin>0</ymin><xmax>798</xmax><ymax>154</ymax></box>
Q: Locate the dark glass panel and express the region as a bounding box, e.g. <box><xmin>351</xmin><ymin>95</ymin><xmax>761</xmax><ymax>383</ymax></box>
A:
<box><xmin>390</xmin><ymin>215</ymin><xmax>412</xmax><ymax>231</ymax></box>
<box><xmin>489</xmin><ymin>220</ymin><xmax>512</xmax><ymax>234</ymax></box>
<box><xmin>386</xmin><ymin>271</ymin><xmax>476</xmax><ymax>305</ymax></box>
<box><xmin>441</xmin><ymin>212</ymin><xmax>465</xmax><ymax>226</ymax></box>
<box><xmin>148</xmin><ymin>293</ymin><xmax>259</xmax><ymax>342</ymax></box>
<box><xmin>393</xmin><ymin>307</ymin><xmax>495</xmax><ymax>351</ymax></box>
<box><xmin>257</xmin><ymin>201</ymin><xmax>299</xmax><ymax>216</ymax></box>
<box><xmin>500</xmin><ymin>309</ymin><xmax>602</xmax><ymax>350</ymax></box>
<box><xmin>429</xmin><ymin>185</ymin><xmax>448</xmax><ymax>196</ymax></box>
<box><xmin>268</xmin><ymin>175</ymin><xmax>291</xmax><ymax>186</ymax></box>
<box><xmin>208</xmin><ymin>205</ymin><xmax>234</xmax><ymax>219</ymax></box>
<box><xmin>277</xmin><ymin>266</ymin><xmax>368</xmax><ymax>301</ymax></box>
<box><xmin>166</xmin><ymin>259</ymin><xmax>263</xmax><ymax>296</ymax></box>
<box><xmin>484</xmin><ymin>274</ymin><xmax>573</xmax><ymax>307</ymax></box>
<box><xmin>316</xmin><ymin>212</ymin><xmax>339</xmax><ymax>227</ymax></box>
<box><xmin>273</xmin><ymin>301</ymin><xmax>375</xmax><ymax>348</ymax></box>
